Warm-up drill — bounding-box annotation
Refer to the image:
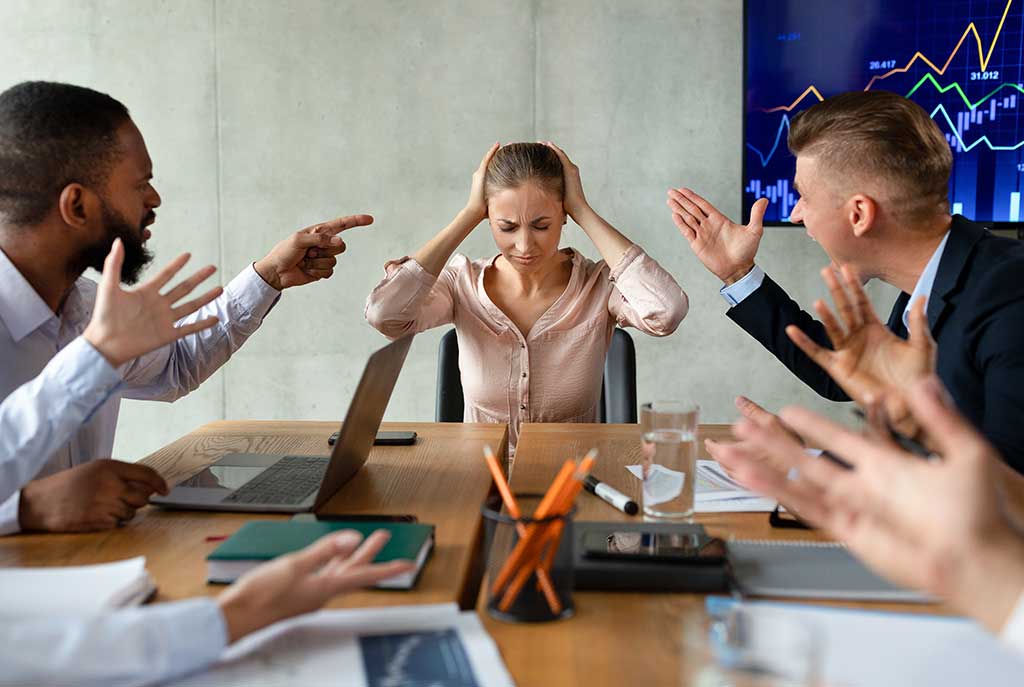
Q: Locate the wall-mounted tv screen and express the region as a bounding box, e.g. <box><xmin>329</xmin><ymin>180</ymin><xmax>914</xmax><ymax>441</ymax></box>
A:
<box><xmin>744</xmin><ymin>0</ymin><xmax>1024</xmax><ymax>227</ymax></box>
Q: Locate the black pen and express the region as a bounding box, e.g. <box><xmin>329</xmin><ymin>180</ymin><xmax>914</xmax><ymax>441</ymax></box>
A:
<box><xmin>583</xmin><ymin>475</ymin><xmax>639</xmax><ymax>515</ymax></box>
<box><xmin>851</xmin><ymin>408</ymin><xmax>935</xmax><ymax>460</ymax></box>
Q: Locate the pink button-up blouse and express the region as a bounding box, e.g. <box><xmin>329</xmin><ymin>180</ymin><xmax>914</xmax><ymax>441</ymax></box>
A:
<box><xmin>364</xmin><ymin>245</ymin><xmax>688</xmax><ymax>453</ymax></box>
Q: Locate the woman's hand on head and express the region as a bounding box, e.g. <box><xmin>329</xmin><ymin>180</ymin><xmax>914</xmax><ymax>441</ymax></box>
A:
<box><xmin>464</xmin><ymin>142</ymin><xmax>501</xmax><ymax>225</ymax></box>
<box><xmin>543</xmin><ymin>141</ymin><xmax>589</xmax><ymax>221</ymax></box>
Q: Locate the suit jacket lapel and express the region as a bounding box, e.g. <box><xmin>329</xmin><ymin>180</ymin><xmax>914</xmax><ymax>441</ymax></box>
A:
<box><xmin>886</xmin><ymin>292</ymin><xmax>910</xmax><ymax>338</ymax></box>
<box><xmin>927</xmin><ymin>215</ymin><xmax>987</xmax><ymax>334</ymax></box>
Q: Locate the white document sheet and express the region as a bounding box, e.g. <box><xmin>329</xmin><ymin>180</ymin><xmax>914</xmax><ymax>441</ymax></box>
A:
<box><xmin>0</xmin><ymin>557</ymin><xmax>154</xmax><ymax>617</ymax></box>
<box><xmin>167</xmin><ymin>603</ymin><xmax>515</xmax><ymax>687</ymax></box>
<box><xmin>625</xmin><ymin>460</ymin><xmax>777</xmax><ymax>512</ymax></box>
<box><xmin>706</xmin><ymin>598</ymin><xmax>1024</xmax><ymax>685</ymax></box>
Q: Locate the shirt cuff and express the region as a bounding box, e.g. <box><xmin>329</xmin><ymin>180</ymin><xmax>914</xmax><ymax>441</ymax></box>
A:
<box><xmin>158</xmin><ymin>598</ymin><xmax>230</xmax><ymax>674</ymax></box>
<box><xmin>720</xmin><ymin>265</ymin><xmax>766</xmax><ymax>306</ymax></box>
<box><xmin>1001</xmin><ymin>590</ymin><xmax>1024</xmax><ymax>653</ymax></box>
<box><xmin>229</xmin><ymin>264</ymin><xmax>283</xmax><ymax>323</ymax></box>
<box><xmin>0</xmin><ymin>492</ymin><xmax>21</xmax><ymax>536</ymax></box>
<box><xmin>608</xmin><ymin>244</ymin><xmax>644</xmax><ymax>282</ymax></box>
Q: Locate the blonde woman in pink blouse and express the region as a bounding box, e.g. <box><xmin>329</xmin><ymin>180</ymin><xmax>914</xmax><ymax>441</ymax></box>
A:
<box><xmin>365</xmin><ymin>142</ymin><xmax>688</xmax><ymax>453</ymax></box>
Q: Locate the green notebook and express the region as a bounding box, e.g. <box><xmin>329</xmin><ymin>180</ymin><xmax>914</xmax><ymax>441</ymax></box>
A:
<box><xmin>207</xmin><ymin>521</ymin><xmax>434</xmax><ymax>588</ymax></box>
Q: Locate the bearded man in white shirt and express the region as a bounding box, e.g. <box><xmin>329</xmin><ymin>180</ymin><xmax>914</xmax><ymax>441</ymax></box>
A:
<box><xmin>0</xmin><ymin>80</ymin><xmax>372</xmax><ymax>534</ymax></box>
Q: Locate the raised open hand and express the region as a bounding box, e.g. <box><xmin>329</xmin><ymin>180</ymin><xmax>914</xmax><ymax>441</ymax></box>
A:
<box><xmin>728</xmin><ymin>378</ymin><xmax>1024</xmax><ymax>632</ymax></box>
<box><xmin>82</xmin><ymin>239</ymin><xmax>221</xmax><ymax>367</ymax></box>
<box><xmin>668</xmin><ymin>189</ymin><xmax>767</xmax><ymax>284</ymax></box>
<box><xmin>785</xmin><ymin>264</ymin><xmax>936</xmax><ymax>432</ymax></box>
<box><xmin>254</xmin><ymin>214</ymin><xmax>374</xmax><ymax>290</ymax></box>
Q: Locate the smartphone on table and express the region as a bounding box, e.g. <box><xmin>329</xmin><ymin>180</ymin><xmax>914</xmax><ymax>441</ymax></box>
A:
<box><xmin>328</xmin><ymin>430</ymin><xmax>417</xmax><ymax>446</ymax></box>
<box><xmin>581</xmin><ymin>530</ymin><xmax>727</xmax><ymax>565</ymax></box>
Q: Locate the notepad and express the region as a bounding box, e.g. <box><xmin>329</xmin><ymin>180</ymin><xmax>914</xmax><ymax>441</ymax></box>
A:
<box><xmin>207</xmin><ymin>521</ymin><xmax>434</xmax><ymax>588</ymax></box>
<box><xmin>727</xmin><ymin>540</ymin><xmax>931</xmax><ymax>601</ymax></box>
<box><xmin>0</xmin><ymin>557</ymin><xmax>155</xmax><ymax>618</ymax></box>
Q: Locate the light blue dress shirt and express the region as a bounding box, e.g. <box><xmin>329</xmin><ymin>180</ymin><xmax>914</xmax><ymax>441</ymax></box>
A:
<box><xmin>719</xmin><ymin>265</ymin><xmax>766</xmax><ymax>306</ymax></box>
<box><xmin>0</xmin><ymin>330</ymin><xmax>229</xmax><ymax>685</ymax></box>
<box><xmin>719</xmin><ymin>230</ymin><xmax>951</xmax><ymax>327</ymax></box>
<box><xmin>0</xmin><ymin>248</ymin><xmax>280</xmax><ymax>534</ymax></box>
<box><xmin>902</xmin><ymin>231</ymin><xmax>950</xmax><ymax>330</ymax></box>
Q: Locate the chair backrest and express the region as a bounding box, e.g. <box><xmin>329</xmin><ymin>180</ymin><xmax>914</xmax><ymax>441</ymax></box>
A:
<box><xmin>436</xmin><ymin>329</ymin><xmax>465</xmax><ymax>422</ymax></box>
<box><xmin>435</xmin><ymin>327</ymin><xmax>637</xmax><ymax>423</ymax></box>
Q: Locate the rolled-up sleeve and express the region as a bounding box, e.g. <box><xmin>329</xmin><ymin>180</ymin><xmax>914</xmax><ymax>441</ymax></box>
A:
<box><xmin>364</xmin><ymin>256</ymin><xmax>458</xmax><ymax>339</ymax></box>
<box><xmin>607</xmin><ymin>245</ymin><xmax>689</xmax><ymax>337</ymax></box>
<box><xmin>0</xmin><ymin>336</ymin><xmax>122</xmax><ymax>525</ymax></box>
<box><xmin>0</xmin><ymin>597</ymin><xmax>228</xmax><ymax>687</ymax></box>
<box><xmin>119</xmin><ymin>264</ymin><xmax>280</xmax><ymax>402</ymax></box>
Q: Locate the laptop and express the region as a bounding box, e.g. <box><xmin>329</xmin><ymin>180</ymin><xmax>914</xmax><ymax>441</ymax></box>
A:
<box><xmin>151</xmin><ymin>335</ymin><xmax>413</xmax><ymax>513</ymax></box>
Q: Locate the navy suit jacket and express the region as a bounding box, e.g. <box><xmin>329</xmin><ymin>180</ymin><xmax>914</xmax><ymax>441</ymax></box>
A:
<box><xmin>728</xmin><ymin>215</ymin><xmax>1024</xmax><ymax>474</ymax></box>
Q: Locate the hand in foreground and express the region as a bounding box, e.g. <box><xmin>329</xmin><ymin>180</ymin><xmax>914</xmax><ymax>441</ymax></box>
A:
<box><xmin>705</xmin><ymin>396</ymin><xmax>803</xmax><ymax>477</ymax></box>
<box><xmin>786</xmin><ymin>264</ymin><xmax>936</xmax><ymax>434</ymax></box>
<box><xmin>253</xmin><ymin>214</ymin><xmax>375</xmax><ymax>290</ymax></box>
<box><xmin>542</xmin><ymin>141</ymin><xmax>589</xmax><ymax>220</ymax></box>
<box><xmin>713</xmin><ymin>377</ymin><xmax>1024</xmax><ymax>633</ymax></box>
<box><xmin>18</xmin><ymin>459</ymin><xmax>169</xmax><ymax>532</ymax></box>
<box><xmin>217</xmin><ymin>530</ymin><xmax>415</xmax><ymax>643</ymax></box>
<box><xmin>667</xmin><ymin>189</ymin><xmax>768</xmax><ymax>285</ymax></box>
<box><xmin>82</xmin><ymin>239</ymin><xmax>222</xmax><ymax>367</ymax></box>
<box><xmin>462</xmin><ymin>143</ymin><xmax>501</xmax><ymax>225</ymax></box>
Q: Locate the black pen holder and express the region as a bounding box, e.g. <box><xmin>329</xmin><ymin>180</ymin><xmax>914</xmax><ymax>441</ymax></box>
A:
<box><xmin>480</xmin><ymin>492</ymin><xmax>575</xmax><ymax>623</ymax></box>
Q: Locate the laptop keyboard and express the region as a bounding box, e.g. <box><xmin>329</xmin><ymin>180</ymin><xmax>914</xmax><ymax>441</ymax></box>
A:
<box><xmin>222</xmin><ymin>456</ymin><xmax>329</xmax><ymax>505</ymax></box>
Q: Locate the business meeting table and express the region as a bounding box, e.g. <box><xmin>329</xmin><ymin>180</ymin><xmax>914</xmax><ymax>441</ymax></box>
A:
<box><xmin>0</xmin><ymin>420</ymin><xmax>951</xmax><ymax>685</ymax></box>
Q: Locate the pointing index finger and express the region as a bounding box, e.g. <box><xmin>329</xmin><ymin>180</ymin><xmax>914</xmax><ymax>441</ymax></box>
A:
<box><xmin>309</xmin><ymin>214</ymin><xmax>374</xmax><ymax>236</ymax></box>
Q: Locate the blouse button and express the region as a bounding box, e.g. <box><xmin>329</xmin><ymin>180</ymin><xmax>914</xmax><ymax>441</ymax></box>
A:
<box><xmin>520</xmin><ymin>404</ymin><xmax>527</xmax><ymax>410</ymax></box>
<box><xmin>521</xmin><ymin>372</ymin><xmax>527</xmax><ymax>378</ymax></box>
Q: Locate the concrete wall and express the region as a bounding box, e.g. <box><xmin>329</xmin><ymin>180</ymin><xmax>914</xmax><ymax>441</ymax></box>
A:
<box><xmin>0</xmin><ymin>0</ymin><xmax>896</xmax><ymax>460</ymax></box>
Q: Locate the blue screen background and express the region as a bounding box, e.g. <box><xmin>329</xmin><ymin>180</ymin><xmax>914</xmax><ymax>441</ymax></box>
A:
<box><xmin>744</xmin><ymin>0</ymin><xmax>1024</xmax><ymax>225</ymax></box>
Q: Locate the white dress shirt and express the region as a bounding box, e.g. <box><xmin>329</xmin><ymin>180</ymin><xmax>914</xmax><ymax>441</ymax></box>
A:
<box><xmin>0</xmin><ymin>333</ymin><xmax>230</xmax><ymax>685</ymax></box>
<box><xmin>1002</xmin><ymin>591</ymin><xmax>1024</xmax><ymax>656</ymax></box>
<box><xmin>1</xmin><ymin>597</ymin><xmax>228</xmax><ymax>686</ymax></box>
<box><xmin>0</xmin><ymin>248</ymin><xmax>280</xmax><ymax>534</ymax></box>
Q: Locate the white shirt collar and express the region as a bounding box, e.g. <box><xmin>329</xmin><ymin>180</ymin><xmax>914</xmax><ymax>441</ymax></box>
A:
<box><xmin>903</xmin><ymin>230</ymin><xmax>951</xmax><ymax>330</ymax></box>
<box><xmin>0</xmin><ymin>248</ymin><xmax>57</xmax><ymax>343</ymax></box>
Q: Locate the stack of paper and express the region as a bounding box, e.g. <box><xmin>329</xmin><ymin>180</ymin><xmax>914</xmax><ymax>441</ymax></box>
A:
<box><xmin>168</xmin><ymin>603</ymin><xmax>515</xmax><ymax>687</ymax></box>
<box><xmin>693</xmin><ymin>460</ymin><xmax>777</xmax><ymax>512</ymax></box>
<box><xmin>625</xmin><ymin>461</ymin><xmax>777</xmax><ymax>513</ymax></box>
<box><xmin>0</xmin><ymin>557</ymin><xmax>154</xmax><ymax>618</ymax></box>
<box><xmin>705</xmin><ymin>597</ymin><xmax>1024</xmax><ymax>685</ymax></box>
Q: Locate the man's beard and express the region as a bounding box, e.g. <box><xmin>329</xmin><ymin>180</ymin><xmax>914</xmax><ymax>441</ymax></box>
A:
<box><xmin>74</xmin><ymin>201</ymin><xmax>154</xmax><ymax>285</ymax></box>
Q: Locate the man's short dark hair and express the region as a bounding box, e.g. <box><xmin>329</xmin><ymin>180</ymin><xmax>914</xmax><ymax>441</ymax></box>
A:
<box><xmin>0</xmin><ymin>81</ymin><xmax>130</xmax><ymax>226</ymax></box>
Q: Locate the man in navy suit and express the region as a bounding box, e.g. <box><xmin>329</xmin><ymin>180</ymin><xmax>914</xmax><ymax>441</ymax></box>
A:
<box><xmin>668</xmin><ymin>91</ymin><xmax>1024</xmax><ymax>473</ymax></box>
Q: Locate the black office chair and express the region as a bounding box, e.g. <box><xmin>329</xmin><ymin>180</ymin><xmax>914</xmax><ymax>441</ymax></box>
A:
<box><xmin>435</xmin><ymin>327</ymin><xmax>638</xmax><ymax>423</ymax></box>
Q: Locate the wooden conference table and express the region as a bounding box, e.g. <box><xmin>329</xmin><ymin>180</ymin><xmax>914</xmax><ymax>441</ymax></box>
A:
<box><xmin>0</xmin><ymin>421</ymin><xmax>509</xmax><ymax>611</ymax></box>
<box><xmin>0</xmin><ymin>420</ymin><xmax>949</xmax><ymax>685</ymax></box>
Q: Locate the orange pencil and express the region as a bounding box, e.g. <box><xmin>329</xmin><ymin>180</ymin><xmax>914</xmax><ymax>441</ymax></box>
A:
<box><xmin>497</xmin><ymin>453</ymin><xmax>594</xmax><ymax>611</ymax></box>
<box><xmin>492</xmin><ymin>459</ymin><xmax>576</xmax><ymax>595</ymax></box>
<box><xmin>483</xmin><ymin>446</ymin><xmax>562</xmax><ymax>614</ymax></box>
<box><xmin>538</xmin><ymin>450</ymin><xmax>596</xmax><ymax>574</ymax></box>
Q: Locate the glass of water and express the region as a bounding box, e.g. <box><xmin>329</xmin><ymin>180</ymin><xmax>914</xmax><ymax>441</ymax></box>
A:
<box><xmin>640</xmin><ymin>401</ymin><xmax>699</xmax><ymax>520</ymax></box>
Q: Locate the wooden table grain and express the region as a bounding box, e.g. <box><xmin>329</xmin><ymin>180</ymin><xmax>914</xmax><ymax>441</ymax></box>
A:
<box><xmin>0</xmin><ymin>421</ymin><xmax>508</xmax><ymax>611</ymax></box>
<box><xmin>479</xmin><ymin>423</ymin><xmax>953</xmax><ymax>686</ymax></box>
